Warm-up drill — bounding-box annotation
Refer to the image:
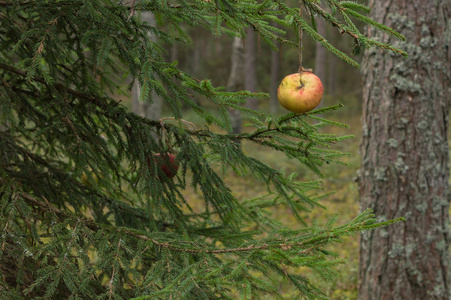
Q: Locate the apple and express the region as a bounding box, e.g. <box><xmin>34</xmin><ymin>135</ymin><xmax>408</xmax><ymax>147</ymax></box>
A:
<box><xmin>148</xmin><ymin>153</ymin><xmax>179</xmax><ymax>179</ymax></box>
<box><xmin>277</xmin><ymin>72</ymin><xmax>323</xmax><ymax>113</ymax></box>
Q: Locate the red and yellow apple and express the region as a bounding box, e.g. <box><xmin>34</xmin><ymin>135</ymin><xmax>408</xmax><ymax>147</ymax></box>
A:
<box><xmin>277</xmin><ymin>72</ymin><xmax>323</xmax><ymax>113</ymax></box>
<box><xmin>147</xmin><ymin>153</ymin><xmax>179</xmax><ymax>179</ymax></box>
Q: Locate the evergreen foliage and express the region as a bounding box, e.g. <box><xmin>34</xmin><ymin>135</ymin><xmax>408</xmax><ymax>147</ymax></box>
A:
<box><xmin>1</xmin><ymin>0</ymin><xmax>404</xmax><ymax>298</ymax></box>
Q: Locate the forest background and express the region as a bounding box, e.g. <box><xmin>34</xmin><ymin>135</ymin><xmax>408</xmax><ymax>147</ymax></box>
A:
<box><xmin>127</xmin><ymin>8</ymin><xmax>369</xmax><ymax>299</ymax></box>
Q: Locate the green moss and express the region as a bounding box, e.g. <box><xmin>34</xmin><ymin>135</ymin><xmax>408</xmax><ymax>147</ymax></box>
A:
<box><xmin>415</xmin><ymin>202</ymin><xmax>428</xmax><ymax>213</ymax></box>
<box><xmin>436</xmin><ymin>239</ymin><xmax>448</xmax><ymax>252</ymax></box>
<box><xmin>388</xmin><ymin>13</ymin><xmax>415</xmax><ymax>31</ymax></box>
<box><xmin>378</xmin><ymin>228</ymin><xmax>389</xmax><ymax>238</ymax></box>
<box><xmin>375</xmin><ymin>167</ymin><xmax>388</xmax><ymax>181</ymax></box>
<box><xmin>388</xmin><ymin>243</ymin><xmax>404</xmax><ymax>258</ymax></box>
<box><xmin>387</xmin><ymin>138</ymin><xmax>399</xmax><ymax>149</ymax></box>
<box><xmin>395</xmin><ymin>157</ymin><xmax>409</xmax><ymax>174</ymax></box>
<box><xmin>389</xmin><ymin>73</ymin><xmax>422</xmax><ymax>93</ymax></box>
<box><xmin>416</xmin><ymin>120</ymin><xmax>429</xmax><ymax>131</ymax></box>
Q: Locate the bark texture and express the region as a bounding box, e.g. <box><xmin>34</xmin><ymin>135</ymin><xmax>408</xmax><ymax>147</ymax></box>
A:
<box><xmin>358</xmin><ymin>1</ymin><xmax>451</xmax><ymax>299</ymax></box>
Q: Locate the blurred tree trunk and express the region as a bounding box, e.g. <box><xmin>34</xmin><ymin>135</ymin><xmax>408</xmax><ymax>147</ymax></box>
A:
<box><xmin>358</xmin><ymin>0</ymin><xmax>451</xmax><ymax>299</ymax></box>
<box><xmin>191</xmin><ymin>37</ymin><xmax>205</xmax><ymax>78</ymax></box>
<box><xmin>245</xmin><ymin>28</ymin><xmax>258</xmax><ymax>110</ymax></box>
<box><xmin>326</xmin><ymin>27</ymin><xmax>337</xmax><ymax>95</ymax></box>
<box><xmin>132</xmin><ymin>11</ymin><xmax>162</xmax><ymax>120</ymax></box>
<box><xmin>314</xmin><ymin>16</ymin><xmax>326</xmax><ymax>107</ymax></box>
<box><xmin>227</xmin><ymin>37</ymin><xmax>244</xmax><ymax>138</ymax></box>
<box><xmin>269</xmin><ymin>49</ymin><xmax>280</xmax><ymax>114</ymax></box>
<box><xmin>327</xmin><ymin>55</ymin><xmax>337</xmax><ymax>95</ymax></box>
<box><xmin>270</xmin><ymin>22</ymin><xmax>280</xmax><ymax>114</ymax></box>
<box><xmin>170</xmin><ymin>45</ymin><xmax>177</xmax><ymax>63</ymax></box>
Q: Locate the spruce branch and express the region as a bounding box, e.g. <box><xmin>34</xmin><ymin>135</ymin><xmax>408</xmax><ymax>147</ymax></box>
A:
<box><xmin>306</xmin><ymin>2</ymin><xmax>360</xmax><ymax>40</ymax></box>
<box><xmin>14</xmin><ymin>187</ymin><xmax>403</xmax><ymax>256</ymax></box>
<box><xmin>343</xmin><ymin>7</ymin><xmax>406</xmax><ymax>41</ymax></box>
<box><xmin>0</xmin><ymin>137</ymin><xmax>160</xmax><ymax>228</ymax></box>
<box><xmin>0</xmin><ymin>1</ymin><xmax>34</xmax><ymax>5</ymax></box>
<box><xmin>0</xmin><ymin>63</ymin><xmax>117</xmax><ymax>112</ymax></box>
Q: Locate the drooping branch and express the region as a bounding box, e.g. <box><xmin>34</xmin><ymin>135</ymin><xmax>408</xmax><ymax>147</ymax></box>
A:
<box><xmin>10</xmin><ymin>185</ymin><xmax>405</xmax><ymax>255</ymax></box>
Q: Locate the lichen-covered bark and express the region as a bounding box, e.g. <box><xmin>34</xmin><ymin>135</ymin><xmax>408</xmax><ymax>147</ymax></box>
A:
<box><xmin>358</xmin><ymin>1</ymin><xmax>451</xmax><ymax>299</ymax></box>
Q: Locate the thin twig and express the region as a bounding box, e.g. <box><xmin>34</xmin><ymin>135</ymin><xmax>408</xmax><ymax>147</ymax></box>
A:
<box><xmin>298</xmin><ymin>0</ymin><xmax>303</xmax><ymax>74</ymax></box>
<box><xmin>297</xmin><ymin>1</ymin><xmax>312</xmax><ymax>76</ymax></box>
<box><xmin>127</xmin><ymin>0</ymin><xmax>136</xmax><ymax>20</ymax></box>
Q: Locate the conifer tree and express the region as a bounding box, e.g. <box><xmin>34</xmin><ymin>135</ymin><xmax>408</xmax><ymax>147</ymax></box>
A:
<box><xmin>1</xmin><ymin>0</ymin><xmax>405</xmax><ymax>298</ymax></box>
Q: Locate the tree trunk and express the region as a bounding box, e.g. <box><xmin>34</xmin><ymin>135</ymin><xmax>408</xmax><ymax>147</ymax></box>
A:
<box><xmin>227</xmin><ymin>37</ymin><xmax>244</xmax><ymax>137</ymax></box>
<box><xmin>269</xmin><ymin>22</ymin><xmax>280</xmax><ymax>114</ymax></box>
<box><xmin>131</xmin><ymin>11</ymin><xmax>162</xmax><ymax>120</ymax></box>
<box><xmin>358</xmin><ymin>1</ymin><xmax>451</xmax><ymax>299</ymax></box>
<box><xmin>245</xmin><ymin>28</ymin><xmax>258</xmax><ymax>110</ymax></box>
<box><xmin>314</xmin><ymin>16</ymin><xmax>326</xmax><ymax>106</ymax></box>
<box><xmin>170</xmin><ymin>44</ymin><xmax>177</xmax><ymax>63</ymax></box>
<box><xmin>327</xmin><ymin>54</ymin><xmax>337</xmax><ymax>96</ymax></box>
<box><xmin>326</xmin><ymin>23</ymin><xmax>338</xmax><ymax>95</ymax></box>
<box><xmin>269</xmin><ymin>49</ymin><xmax>280</xmax><ymax>114</ymax></box>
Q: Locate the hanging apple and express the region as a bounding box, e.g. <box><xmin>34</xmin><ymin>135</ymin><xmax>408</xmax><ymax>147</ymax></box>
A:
<box><xmin>277</xmin><ymin>72</ymin><xmax>323</xmax><ymax>114</ymax></box>
<box><xmin>148</xmin><ymin>153</ymin><xmax>179</xmax><ymax>179</ymax></box>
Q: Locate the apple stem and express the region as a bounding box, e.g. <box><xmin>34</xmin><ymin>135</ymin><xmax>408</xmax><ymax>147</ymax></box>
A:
<box><xmin>297</xmin><ymin>2</ymin><xmax>313</xmax><ymax>79</ymax></box>
<box><xmin>158</xmin><ymin>117</ymin><xmax>196</xmax><ymax>153</ymax></box>
<box><xmin>160</xmin><ymin>117</ymin><xmax>196</xmax><ymax>131</ymax></box>
<box><xmin>159</xmin><ymin>118</ymin><xmax>173</xmax><ymax>152</ymax></box>
<box><xmin>298</xmin><ymin>1</ymin><xmax>313</xmax><ymax>88</ymax></box>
